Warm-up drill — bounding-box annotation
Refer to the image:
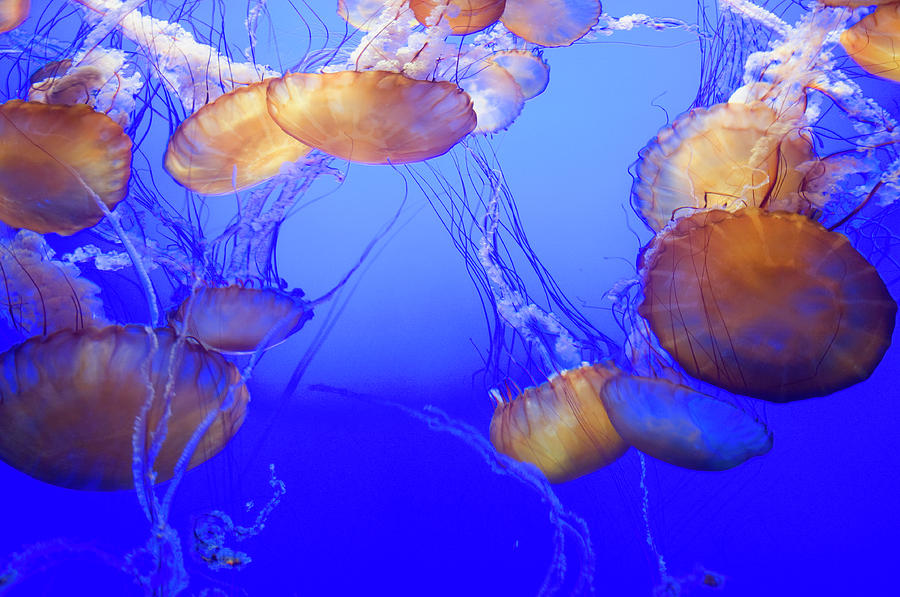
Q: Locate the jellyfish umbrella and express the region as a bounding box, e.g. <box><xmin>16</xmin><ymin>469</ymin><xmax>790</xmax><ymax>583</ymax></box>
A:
<box><xmin>457</xmin><ymin>61</ymin><xmax>524</xmax><ymax>133</ymax></box>
<box><xmin>489</xmin><ymin>50</ymin><xmax>551</xmax><ymax>101</ymax></box>
<box><xmin>500</xmin><ymin>0</ymin><xmax>601</xmax><ymax>47</ymax></box>
<box><xmin>632</xmin><ymin>101</ymin><xmax>818</xmax><ymax>232</ymax></box>
<box><xmin>601</xmin><ymin>374</ymin><xmax>773</xmax><ymax>471</ymax></box>
<box><xmin>169</xmin><ymin>285</ymin><xmax>313</xmax><ymax>355</ymax></box>
<box><xmin>821</xmin><ymin>1</ymin><xmax>895</xmax><ymax>6</ymax></box>
<box><xmin>164</xmin><ymin>80</ymin><xmax>312</xmax><ymax>195</ymax></box>
<box><xmin>410</xmin><ymin>0</ymin><xmax>506</xmax><ymax>35</ymax></box>
<box><xmin>0</xmin><ymin>230</ymin><xmax>107</xmax><ymax>339</ymax></box>
<box><xmin>638</xmin><ymin>208</ymin><xmax>897</xmax><ymax>402</ymax></box>
<box><xmin>0</xmin><ymin>0</ymin><xmax>28</xmax><ymax>33</ymax></box>
<box><xmin>0</xmin><ymin>325</ymin><xmax>249</xmax><ymax>491</ymax></box>
<box><xmin>841</xmin><ymin>3</ymin><xmax>900</xmax><ymax>83</ymax></box>
<box><xmin>0</xmin><ymin>100</ymin><xmax>131</xmax><ymax>235</ymax></box>
<box><xmin>265</xmin><ymin>71</ymin><xmax>477</xmax><ymax>164</ymax></box>
<box><xmin>489</xmin><ymin>363</ymin><xmax>627</xmax><ymax>483</ymax></box>
<box><xmin>28</xmin><ymin>63</ymin><xmax>106</xmax><ymax>107</ymax></box>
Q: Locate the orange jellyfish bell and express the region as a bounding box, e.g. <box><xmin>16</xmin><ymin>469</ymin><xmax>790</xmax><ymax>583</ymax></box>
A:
<box><xmin>821</xmin><ymin>1</ymin><xmax>895</xmax><ymax>6</ymax></box>
<box><xmin>489</xmin><ymin>363</ymin><xmax>627</xmax><ymax>483</ymax></box>
<box><xmin>840</xmin><ymin>3</ymin><xmax>900</xmax><ymax>83</ymax></box>
<box><xmin>0</xmin><ymin>0</ymin><xmax>29</xmax><ymax>33</ymax></box>
<box><xmin>0</xmin><ymin>325</ymin><xmax>249</xmax><ymax>491</ymax></box>
<box><xmin>500</xmin><ymin>0</ymin><xmax>601</xmax><ymax>47</ymax></box>
<box><xmin>639</xmin><ymin>208</ymin><xmax>897</xmax><ymax>402</ymax></box>
<box><xmin>164</xmin><ymin>80</ymin><xmax>312</xmax><ymax>195</ymax></box>
<box><xmin>169</xmin><ymin>285</ymin><xmax>313</xmax><ymax>354</ymax></box>
<box><xmin>28</xmin><ymin>63</ymin><xmax>106</xmax><ymax>106</ymax></box>
<box><xmin>266</xmin><ymin>70</ymin><xmax>477</xmax><ymax>164</ymax></box>
<box><xmin>410</xmin><ymin>0</ymin><xmax>506</xmax><ymax>35</ymax></box>
<box><xmin>632</xmin><ymin>101</ymin><xmax>819</xmax><ymax>232</ymax></box>
<box><xmin>0</xmin><ymin>100</ymin><xmax>131</xmax><ymax>235</ymax></box>
<box><xmin>601</xmin><ymin>374</ymin><xmax>773</xmax><ymax>471</ymax></box>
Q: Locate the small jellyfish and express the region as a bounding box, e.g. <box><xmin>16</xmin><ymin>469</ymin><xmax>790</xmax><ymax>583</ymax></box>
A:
<box><xmin>601</xmin><ymin>374</ymin><xmax>773</xmax><ymax>471</ymax></box>
<box><xmin>338</xmin><ymin>0</ymin><xmax>406</xmax><ymax>31</ymax></box>
<box><xmin>457</xmin><ymin>61</ymin><xmax>524</xmax><ymax>133</ymax></box>
<box><xmin>168</xmin><ymin>285</ymin><xmax>313</xmax><ymax>355</ymax></box>
<box><xmin>631</xmin><ymin>101</ymin><xmax>819</xmax><ymax>232</ymax></box>
<box><xmin>489</xmin><ymin>363</ymin><xmax>627</xmax><ymax>483</ymax></box>
<box><xmin>0</xmin><ymin>230</ymin><xmax>108</xmax><ymax>339</ymax></box>
<box><xmin>638</xmin><ymin>208</ymin><xmax>897</xmax><ymax>401</ymax></box>
<box><xmin>489</xmin><ymin>50</ymin><xmax>551</xmax><ymax>101</ymax></box>
<box><xmin>0</xmin><ymin>325</ymin><xmax>249</xmax><ymax>491</ymax></box>
<box><xmin>164</xmin><ymin>80</ymin><xmax>312</xmax><ymax>195</ymax></box>
<box><xmin>821</xmin><ymin>1</ymin><xmax>895</xmax><ymax>6</ymax></box>
<box><xmin>410</xmin><ymin>0</ymin><xmax>506</xmax><ymax>35</ymax></box>
<box><xmin>266</xmin><ymin>71</ymin><xmax>477</xmax><ymax>164</ymax></box>
<box><xmin>27</xmin><ymin>64</ymin><xmax>106</xmax><ymax>106</ymax></box>
<box><xmin>0</xmin><ymin>100</ymin><xmax>131</xmax><ymax>235</ymax></box>
<box><xmin>0</xmin><ymin>0</ymin><xmax>28</xmax><ymax>33</ymax></box>
<box><xmin>841</xmin><ymin>3</ymin><xmax>900</xmax><ymax>83</ymax></box>
<box><xmin>500</xmin><ymin>0</ymin><xmax>601</xmax><ymax>48</ymax></box>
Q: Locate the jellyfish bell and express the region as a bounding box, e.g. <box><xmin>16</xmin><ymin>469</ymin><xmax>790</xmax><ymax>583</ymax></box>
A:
<box><xmin>164</xmin><ymin>79</ymin><xmax>312</xmax><ymax>195</ymax></box>
<box><xmin>265</xmin><ymin>70</ymin><xmax>477</xmax><ymax>164</ymax></box>
<box><xmin>500</xmin><ymin>0</ymin><xmax>601</xmax><ymax>48</ymax></box>
<box><xmin>27</xmin><ymin>64</ymin><xmax>107</xmax><ymax>107</ymax></box>
<box><xmin>489</xmin><ymin>50</ymin><xmax>550</xmax><ymax>101</ymax></box>
<box><xmin>840</xmin><ymin>3</ymin><xmax>900</xmax><ymax>83</ymax></box>
<box><xmin>0</xmin><ymin>325</ymin><xmax>249</xmax><ymax>491</ymax></box>
<box><xmin>338</xmin><ymin>0</ymin><xmax>409</xmax><ymax>31</ymax></box>
<box><xmin>0</xmin><ymin>230</ymin><xmax>108</xmax><ymax>341</ymax></box>
<box><xmin>820</xmin><ymin>1</ymin><xmax>896</xmax><ymax>6</ymax></box>
<box><xmin>410</xmin><ymin>0</ymin><xmax>506</xmax><ymax>35</ymax></box>
<box><xmin>168</xmin><ymin>284</ymin><xmax>313</xmax><ymax>355</ymax></box>
<box><xmin>601</xmin><ymin>374</ymin><xmax>773</xmax><ymax>471</ymax></box>
<box><xmin>0</xmin><ymin>0</ymin><xmax>28</xmax><ymax>33</ymax></box>
<box><xmin>489</xmin><ymin>363</ymin><xmax>627</xmax><ymax>483</ymax></box>
<box><xmin>638</xmin><ymin>207</ymin><xmax>897</xmax><ymax>402</ymax></box>
<box><xmin>457</xmin><ymin>61</ymin><xmax>525</xmax><ymax>133</ymax></box>
<box><xmin>631</xmin><ymin>101</ymin><xmax>820</xmax><ymax>232</ymax></box>
<box><xmin>0</xmin><ymin>100</ymin><xmax>131</xmax><ymax>235</ymax></box>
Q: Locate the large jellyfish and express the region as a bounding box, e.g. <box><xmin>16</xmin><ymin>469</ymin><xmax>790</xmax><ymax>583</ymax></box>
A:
<box><xmin>638</xmin><ymin>207</ymin><xmax>896</xmax><ymax>401</ymax></box>
<box><xmin>265</xmin><ymin>71</ymin><xmax>477</xmax><ymax>164</ymax></box>
<box><xmin>0</xmin><ymin>100</ymin><xmax>131</xmax><ymax>235</ymax></box>
<box><xmin>841</xmin><ymin>3</ymin><xmax>900</xmax><ymax>83</ymax></box>
<box><xmin>0</xmin><ymin>325</ymin><xmax>249</xmax><ymax>490</ymax></box>
<box><xmin>164</xmin><ymin>80</ymin><xmax>311</xmax><ymax>195</ymax></box>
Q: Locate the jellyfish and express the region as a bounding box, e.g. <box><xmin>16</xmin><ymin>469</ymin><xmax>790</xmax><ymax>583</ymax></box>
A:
<box><xmin>0</xmin><ymin>229</ymin><xmax>108</xmax><ymax>341</ymax></box>
<box><xmin>489</xmin><ymin>363</ymin><xmax>627</xmax><ymax>483</ymax></box>
<box><xmin>265</xmin><ymin>71</ymin><xmax>477</xmax><ymax>164</ymax></box>
<box><xmin>500</xmin><ymin>0</ymin><xmax>602</xmax><ymax>47</ymax></box>
<box><xmin>26</xmin><ymin>61</ymin><xmax>104</xmax><ymax>105</ymax></box>
<box><xmin>0</xmin><ymin>325</ymin><xmax>249</xmax><ymax>491</ymax></box>
<box><xmin>489</xmin><ymin>50</ymin><xmax>551</xmax><ymax>100</ymax></box>
<box><xmin>638</xmin><ymin>207</ymin><xmax>897</xmax><ymax>401</ymax></box>
<box><xmin>164</xmin><ymin>80</ymin><xmax>312</xmax><ymax>195</ymax></box>
<box><xmin>820</xmin><ymin>1</ymin><xmax>895</xmax><ymax>6</ymax></box>
<box><xmin>168</xmin><ymin>284</ymin><xmax>313</xmax><ymax>355</ymax></box>
<box><xmin>631</xmin><ymin>100</ymin><xmax>820</xmax><ymax>232</ymax></box>
<box><xmin>0</xmin><ymin>0</ymin><xmax>28</xmax><ymax>34</ymax></box>
<box><xmin>0</xmin><ymin>100</ymin><xmax>132</xmax><ymax>235</ymax></box>
<box><xmin>840</xmin><ymin>3</ymin><xmax>900</xmax><ymax>83</ymax></box>
<box><xmin>410</xmin><ymin>0</ymin><xmax>506</xmax><ymax>35</ymax></box>
<box><xmin>600</xmin><ymin>374</ymin><xmax>773</xmax><ymax>471</ymax></box>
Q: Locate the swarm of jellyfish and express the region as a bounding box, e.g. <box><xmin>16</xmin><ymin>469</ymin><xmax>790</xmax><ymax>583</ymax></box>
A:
<box><xmin>0</xmin><ymin>0</ymin><xmax>897</xmax><ymax>595</ymax></box>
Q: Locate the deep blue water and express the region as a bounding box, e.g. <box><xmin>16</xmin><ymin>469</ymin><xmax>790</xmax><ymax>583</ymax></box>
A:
<box><xmin>1</xmin><ymin>1</ymin><xmax>899</xmax><ymax>596</ymax></box>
